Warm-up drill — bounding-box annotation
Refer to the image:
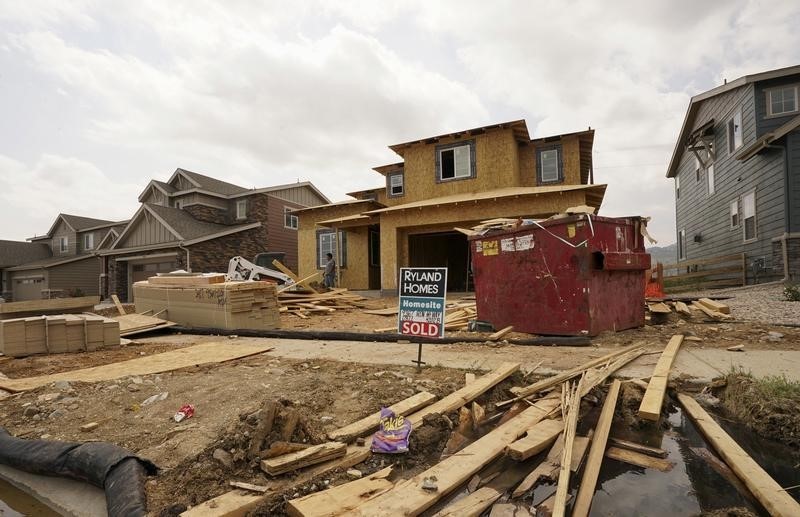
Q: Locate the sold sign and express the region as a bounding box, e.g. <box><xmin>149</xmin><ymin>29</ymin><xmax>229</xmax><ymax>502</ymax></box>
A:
<box><xmin>398</xmin><ymin>267</ymin><xmax>447</xmax><ymax>339</ymax></box>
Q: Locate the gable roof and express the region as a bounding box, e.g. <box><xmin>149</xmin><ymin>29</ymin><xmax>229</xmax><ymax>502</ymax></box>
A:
<box><xmin>0</xmin><ymin>240</ymin><xmax>52</xmax><ymax>268</ymax></box>
<box><xmin>230</xmin><ymin>181</ymin><xmax>331</xmax><ymax>205</ymax></box>
<box><xmin>106</xmin><ymin>203</ymin><xmax>261</xmax><ymax>253</ymax></box>
<box><xmin>168</xmin><ymin>168</ymin><xmax>250</xmax><ymax>196</ymax></box>
<box><xmin>666</xmin><ymin>65</ymin><xmax>800</xmax><ymax>178</ymax></box>
<box><xmin>29</xmin><ymin>213</ymin><xmax>121</xmax><ymax>240</ymax></box>
<box><xmin>389</xmin><ymin>120</ymin><xmax>531</xmax><ymax>157</ymax></box>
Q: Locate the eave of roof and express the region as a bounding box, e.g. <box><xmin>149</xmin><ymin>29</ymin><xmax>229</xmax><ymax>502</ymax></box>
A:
<box><xmin>7</xmin><ymin>254</ymin><xmax>97</xmax><ymax>271</ymax></box>
<box><xmin>372</xmin><ymin>162</ymin><xmax>405</xmax><ymax>176</ymax></box>
<box><xmin>292</xmin><ymin>199</ymin><xmax>385</xmax><ymax>214</ymax></box>
<box><xmin>364</xmin><ymin>184</ymin><xmax>607</xmax><ymax>215</ymax></box>
<box><xmin>666</xmin><ymin>65</ymin><xmax>800</xmax><ymax>178</ymax></box>
<box><xmin>388</xmin><ymin>119</ymin><xmax>530</xmax><ymax>156</ymax></box>
<box><xmin>316</xmin><ymin>213</ymin><xmax>378</xmax><ymax>228</ymax></box>
<box><xmin>735</xmin><ymin>113</ymin><xmax>800</xmax><ymax>161</ymax></box>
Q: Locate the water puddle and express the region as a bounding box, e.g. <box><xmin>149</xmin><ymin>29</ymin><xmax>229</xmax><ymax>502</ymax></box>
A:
<box><xmin>0</xmin><ymin>479</ymin><xmax>60</xmax><ymax>516</ymax></box>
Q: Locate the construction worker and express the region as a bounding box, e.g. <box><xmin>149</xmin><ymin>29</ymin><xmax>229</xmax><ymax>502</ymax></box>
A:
<box><xmin>323</xmin><ymin>252</ymin><xmax>336</xmax><ymax>288</ymax></box>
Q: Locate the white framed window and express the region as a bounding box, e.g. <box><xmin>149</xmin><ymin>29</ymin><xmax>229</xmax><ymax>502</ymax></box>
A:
<box><xmin>727</xmin><ymin>109</ymin><xmax>743</xmax><ymax>153</ymax></box>
<box><xmin>742</xmin><ymin>191</ymin><xmax>756</xmax><ymax>241</ymax></box>
<box><xmin>695</xmin><ymin>156</ymin><xmax>701</xmax><ymax>182</ymax></box>
<box><xmin>675</xmin><ymin>175</ymin><xmax>680</xmax><ymax>199</ymax></box>
<box><xmin>316</xmin><ymin>230</ymin><xmax>347</xmax><ymax>268</ymax></box>
<box><xmin>236</xmin><ymin>199</ymin><xmax>247</xmax><ymax>220</ymax></box>
<box><xmin>538</xmin><ymin>148</ymin><xmax>562</xmax><ymax>183</ymax></box>
<box><xmin>284</xmin><ymin>207</ymin><xmax>298</xmax><ymax>230</ymax></box>
<box><xmin>387</xmin><ymin>172</ymin><xmax>404</xmax><ymax>197</ymax></box>
<box><xmin>678</xmin><ymin>229</ymin><xmax>686</xmax><ymax>260</ymax></box>
<box><xmin>436</xmin><ymin>141</ymin><xmax>474</xmax><ymax>181</ymax></box>
<box><xmin>83</xmin><ymin>233</ymin><xmax>94</xmax><ymax>250</ymax></box>
<box><xmin>767</xmin><ymin>86</ymin><xmax>798</xmax><ymax>116</ymax></box>
<box><xmin>730</xmin><ymin>199</ymin><xmax>739</xmax><ymax>228</ymax></box>
<box><xmin>59</xmin><ymin>237</ymin><xmax>68</xmax><ymax>252</ymax></box>
<box><xmin>707</xmin><ymin>162</ymin><xmax>715</xmax><ymax>195</ymax></box>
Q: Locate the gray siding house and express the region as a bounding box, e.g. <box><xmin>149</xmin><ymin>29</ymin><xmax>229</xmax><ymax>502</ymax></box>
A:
<box><xmin>5</xmin><ymin>214</ymin><xmax>127</xmax><ymax>301</ymax></box>
<box><xmin>666</xmin><ymin>65</ymin><xmax>800</xmax><ymax>283</ymax></box>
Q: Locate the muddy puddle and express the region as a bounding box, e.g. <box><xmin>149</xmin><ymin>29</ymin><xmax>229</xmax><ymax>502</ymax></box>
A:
<box><xmin>584</xmin><ymin>402</ymin><xmax>800</xmax><ymax>516</ymax></box>
<box><xmin>0</xmin><ymin>479</ymin><xmax>60</xmax><ymax>517</ymax></box>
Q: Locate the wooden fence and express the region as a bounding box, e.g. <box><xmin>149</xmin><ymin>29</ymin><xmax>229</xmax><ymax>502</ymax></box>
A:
<box><xmin>658</xmin><ymin>253</ymin><xmax>746</xmax><ymax>293</ymax></box>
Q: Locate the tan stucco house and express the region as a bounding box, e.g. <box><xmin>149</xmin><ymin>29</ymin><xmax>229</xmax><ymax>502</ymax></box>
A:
<box><xmin>295</xmin><ymin>119</ymin><xmax>607</xmax><ymax>293</ymax></box>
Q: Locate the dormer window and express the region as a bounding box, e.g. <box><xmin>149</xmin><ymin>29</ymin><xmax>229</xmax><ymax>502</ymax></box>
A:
<box><xmin>387</xmin><ymin>172</ymin><xmax>404</xmax><ymax>197</ymax></box>
<box><xmin>84</xmin><ymin>233</ymin><xmax>94</xmax><ymax>250</ymax></box>
<box><xmin>236</xmin><ymin>199</ymin><xmax>247</xmax><ymax>220</ymax></box>
<box><xmin>436</xmin><ymin>140</ymin><xmax>475</xmax><ymax>182</ymax></box>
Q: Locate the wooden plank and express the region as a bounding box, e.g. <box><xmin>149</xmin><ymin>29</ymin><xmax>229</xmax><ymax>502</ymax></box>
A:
<box><xmin>553</xmin><ymin>379</ymin><xmax>583</xmax><ymax>517</ymax></box>
<box><xmin>0</xmin><ymin>296</ymin><xmax>100</xmax><ymax>316</ymax></box>
<box><xmin>248</xmin><ymin>400</ymin><xmax>277</xmax><ymax>459</ymax></box>
<box><xmin>679</xmin><ymin>394</ymin><xmax>800</xmax><ymax>517</ymax></box>
<box><xmin>638</xmin><ymin>335</ymin><xmax>684</xmax><ymax>421</ymax></box>
<box><xmin>406</xmin><ymin>363</ymin><xmax>520</xmax><ymax>428</ymax></box>
<box><xmin>114</xmin><ymin>313</ymin><xmax>170</xmax><ymax>333</ymax></box>
<box><xmin>674</xmin><ymin>301</ymin><xmax>692</xmax><ymax>316</ymax></box>
<box><xmin>488</xmin><ymin>326</ymin><xmax>514</xmax><ymax>341</ymax></box>
<box><xmin>605</xmin><ymin>446</ymin><xmax>675</xmax><ymax>472</ymax></box>
<box><xmin>465</xmin><ymin>372</ymin><xmax>476</xmax><ymax>385</ymax></box>
<box><xmin>506</xmin><ymin>344</ymin><xmax>640</xmax><ymax>403</ymax></box>
<box><xmin>278</xmin><ymin>272</ymin><xmax>319</xmax><ymax>293</ymax></box>
<box><xmin>327</xmin><ymin>391</ymin><xmax>437</xmax><ymax>443</ymax></box>
<box><xmin>286</xmin><ymin>467</ymin><xmax>393</xmax><ymax>517</ymax></box>
<box><xmin>511</xmin><ymin>433</ymin><xmax>591</xmax><ymax>499</ymax></box>
<box><xmin>697</xmin><ymin>297</ymin><xmax>731</xmax><ymax>314</ymax></box>
<box><xmin>361</xmin><ymin>307</ymin><xmax>399</xmax><ymax>316</ymax></box>
<box><xmin>572</xmin><ymin>379</ymin><xmax>621</xmax><ymax>517</ymax></box>
<box><xmin>608</xmin><ymin>437</ymin><xmax>667</xmax><ymax>458</ymax></box>
<box><xmin>432</xmin><ymin>461</ymin><xmax>532</xmax><ymax>517</ymax></box>
<box><xmin>272</xmin><ymin>260</ymin><xmax>319</xmax><ymax>293</ymax></box>
<box><xmin>505</xmin><ymin>418</ymin><xmax>563</xmax><ymax>461</ymax></box>
<box><xmin>179</xmin><ymin>490</ymin><xmax>262</xmax><ymax>517</ymax></box>
<box><xmin>111</xmin><ymin>294</ymin><xmax>126</xmax><ymax>315</ymax></box>
<box><xmin>0</xmin><ymin>341</ymin><xmax>275</xmax><ymax>392</ymax></box>
<box><xmin>261</xmin><ymin>441</ymin><xmax>346</xmax><ymax>476</ymax></box>
<box><xmin>147</xmin><ymin>274</ymin><xmax>226</xmax><ymax>286</ymax></box>
<box><xmin>647</xmin><ymin>302</ymin><xmax>671</xmax><ymax>314</ymax></box>
<box><xmin>346</xmin><ymin>396</ymin><xmax>561</xmax><ymax>516</ymax></box>
<box><xmin>228</xmin><ymin>481</ymin><xmax>268</xmax><ymax>493</ymax></box>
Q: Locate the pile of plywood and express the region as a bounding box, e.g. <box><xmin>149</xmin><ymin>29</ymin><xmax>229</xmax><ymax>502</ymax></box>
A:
<box><xmin>133</xmin><ymin>279</ymin><xmax>280</xmax><ymax>330</ymax></box>
<box><xmin>0</xmin><ymin>313</ymin><xmax>119</xmax><ymax>357</ymax></box>
<box><xmin>279</xmin><ymin>288</ymin><xmax>369</xmax><ymax>319</ymax></box>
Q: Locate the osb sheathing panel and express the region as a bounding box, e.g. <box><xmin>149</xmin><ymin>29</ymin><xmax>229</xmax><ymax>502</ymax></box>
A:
<box><xmin>297</xmin><ymin>204</ymin><xmax>372</xmax><ymax>289</ymax></box>
<box><xmin>379</xmin><ymin>189</ymin><xmax>591</xmax><ymax>289</ymax></box>
<box><xmin>396</xmin><ymin>128</ymin><xmax>520</xmax><ymax>206</ymax></box>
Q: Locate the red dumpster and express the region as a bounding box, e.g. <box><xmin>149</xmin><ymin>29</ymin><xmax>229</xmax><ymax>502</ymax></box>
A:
<box><xmin>469</xmin><ymin>215</ymin><xmax>651</xmax><ymax>336</ymax></box>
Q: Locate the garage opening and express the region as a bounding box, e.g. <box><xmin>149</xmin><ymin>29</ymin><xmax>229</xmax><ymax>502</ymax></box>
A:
<box><xmin>408</xmin><ymin>231</ymin><xmax>471</xmax><ymax>292</ymax></box>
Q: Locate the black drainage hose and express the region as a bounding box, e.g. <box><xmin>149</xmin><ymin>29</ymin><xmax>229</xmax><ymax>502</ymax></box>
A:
<box><xmin>0</xmin><ymin>428</ymin><xmax>157</xmax><ymax>516</ymax></box>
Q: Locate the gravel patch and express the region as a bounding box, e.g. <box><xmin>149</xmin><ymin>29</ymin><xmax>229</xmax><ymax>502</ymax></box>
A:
<box><xmin>680</xmin><ymin>283</ymin><xmax>800</xmax><ymax>326</ymax></box>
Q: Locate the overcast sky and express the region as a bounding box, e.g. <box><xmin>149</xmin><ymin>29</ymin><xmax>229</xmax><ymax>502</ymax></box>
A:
<box><xmin>1</xmin><ymin>1</ymin><xmax>799</xmax><ymax>244</ymax></box>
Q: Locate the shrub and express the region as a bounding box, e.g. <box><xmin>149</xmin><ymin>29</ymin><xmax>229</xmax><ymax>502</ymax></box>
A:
<box><xmin>784</xmin><ymin>283</ymin><xmax>800</xmax><ymax>302</ymax></box>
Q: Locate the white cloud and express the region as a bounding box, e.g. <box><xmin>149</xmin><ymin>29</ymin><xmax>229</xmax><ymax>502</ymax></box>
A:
<box><xmin>0</xmin><ymin>154</ymin><xmax>140</xmax><ymax>240</ymax></box>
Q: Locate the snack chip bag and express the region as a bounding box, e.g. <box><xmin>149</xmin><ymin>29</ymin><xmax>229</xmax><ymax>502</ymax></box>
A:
<box><xmin>370</xmin><ymin>407</ymin><xmax>412</xmax><ymax>454</ymax></box>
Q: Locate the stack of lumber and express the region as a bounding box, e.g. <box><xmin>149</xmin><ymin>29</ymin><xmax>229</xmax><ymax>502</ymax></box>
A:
<box><xmin>146</xmin><ymin>273</ymin><xmax>226</xmax><ymax>286</ymax></box>
<box><xmin>646</xmin><ymin>297</ymin><xmax>731</xmax><ymax>321</ymax></box>
<box><xmin>133</xmin><ymin>279</ymin><xmax>280</xmax><ymax>330</ymax></box>
<box><xmin>0</xmin><ymin>314</ymin><xmax>119</xmax><ymax>357</ymax></box>
<box><xmin>0</xmin><ymin>296</ymin><xmax>100</xmax><ymax>320</ymax></box>
<box><xmin>279</xmin><ymin>288</ymin><xmax>369</xmax><ymax>319</ymax></box>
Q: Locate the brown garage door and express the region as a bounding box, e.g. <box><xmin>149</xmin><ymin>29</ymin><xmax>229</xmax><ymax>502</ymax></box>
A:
<box><xmin>13</xmin><ymin>277</ymin><xmax>45</xmax><ymax>301</ymax></box>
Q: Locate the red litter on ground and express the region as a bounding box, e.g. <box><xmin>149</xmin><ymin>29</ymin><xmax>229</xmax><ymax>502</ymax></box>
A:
<box><xmin>173</xmin><ymin>404</ymin><xmax>195</xmax><ymax>422</ymax></box>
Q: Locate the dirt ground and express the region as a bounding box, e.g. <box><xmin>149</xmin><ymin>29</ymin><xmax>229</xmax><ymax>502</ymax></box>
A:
<box><xmin>1</xmin><ymin>290</ymin><xmax>799</xmax><ymax>515</ymax></box>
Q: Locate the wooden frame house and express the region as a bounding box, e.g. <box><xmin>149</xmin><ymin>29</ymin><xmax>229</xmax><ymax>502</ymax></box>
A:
<box><xmin>296</xmin><ymin>120</ymin><xmax>607</xmax><ymax>293</ymax></box>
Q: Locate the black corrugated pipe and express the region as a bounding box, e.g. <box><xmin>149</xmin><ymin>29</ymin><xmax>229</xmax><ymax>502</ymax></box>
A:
<box><xmin>0</xmin><ymin>428</ymin><xmax>157</xmax><ymax>516</ymax></box>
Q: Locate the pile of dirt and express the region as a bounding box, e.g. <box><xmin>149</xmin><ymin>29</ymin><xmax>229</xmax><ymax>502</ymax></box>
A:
<box><xmin>719</xmin><ymin>374</ymin><xmax>800</xmax><ymax>451</ymax></box>
<box><xmin>615</xmin><ymin>381</ymin><xmax>646</xmax><ymax>428</ymax></box>
<box><xmin>698</xmin><ymin>507</ymin><xmax>758</xmax><ymax>517</ymax></box>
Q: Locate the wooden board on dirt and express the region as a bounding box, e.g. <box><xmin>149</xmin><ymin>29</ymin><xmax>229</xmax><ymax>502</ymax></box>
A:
<box><xmin>180</xmin><ymin>490</ymin><xmax>262</xmax><ymax>517</ymax></box>
<box><xmin>638</xmin><ymin>335</ymin><xmax>684</xmax><ymax>421</ymax></box>
<box><xmin>286</xmin><ymin>467</ymin><xmax>394</xmax><ymax>517</ymax></box>
<box><xmin>697</xmin><ymin>297</ymin><xmax>730</xmax><ymax>314</ymax></box>
<box><xmin>327</xmin><ymin>391</ymin><xmax>437</xmax><ymax>443</ymax></box>
<box><xmin>0</xmin><ymin>341</ymin><xmax>275</xmax><ymax>392</ymax></box>
<box><xmin>605</xmin><ymin>446</ymin><xmax>675</xmax><ymax>472</ymax></box>
<box><xmin>261</xmin><ymin>442</ymin><xmax>347</xmax><ymax>476</ymax></box>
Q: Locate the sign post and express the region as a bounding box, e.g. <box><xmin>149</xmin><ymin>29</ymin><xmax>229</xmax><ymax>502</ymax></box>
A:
<box><xmin>397</xmin><ymin>267</ymin><xmax>447</xmax><ymax>370</ymax></box>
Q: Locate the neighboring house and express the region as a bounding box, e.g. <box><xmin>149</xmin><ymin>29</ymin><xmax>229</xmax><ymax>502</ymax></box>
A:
<box><xmin>5</xmin><ymin>214</ymin><xmax>125</xmax><ymax>301</ymax></box>
<box><xmin>295</xmin><ymin>120</ymin><xmax>606</xmax><ymax>293</ymax></box>
<box><xmin>99</xmin><ymin>168</ymin><xmax>330</xmax><ymax>301</ymax></box>
<box><xmin>666</xmin><ymin>65</ymin><xmax>800</xmax><ymax>283</ymax></box>
<box><xmin>0</xmin><ymin>240</ymin><xmax>52</xmax><ymax>300</ymax></box>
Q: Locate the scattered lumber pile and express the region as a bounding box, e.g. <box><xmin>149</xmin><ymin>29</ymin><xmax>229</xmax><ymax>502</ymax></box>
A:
<box><xmin>279</xmin><ymin>288</ymin><xmax>370</xmax><ymax>319</ymax></box>
<box><xmin>0</xmin><ymin>296</ymin><xmax>100</xmax><ymax>320</ymax></box>
<box><xmin>133</xmin><ymin>279</ymin><xmax>280</xmax><ymax>330</ymax></box>
<box><xmin>0</xmin><ymin>313</ymin><xmax>119</xmax><ymax>357</ymax></box>
<box><xmin>373</xmin><ymin>299</ymin><xmax>477</xmax><ymax>333</ymax></box>
<box><xmin>646</xmin><ymin>297</ymin><xmax>732</xmax><ymax>321</ymax></box>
